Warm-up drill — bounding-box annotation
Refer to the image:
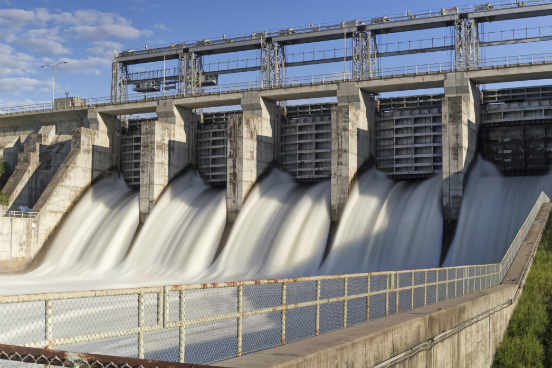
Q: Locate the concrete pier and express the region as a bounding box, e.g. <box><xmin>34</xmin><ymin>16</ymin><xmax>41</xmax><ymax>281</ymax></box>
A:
<box><xmin>330</xmin><ymin>82</ymin><xmax>375</xmax><ymax>222</ymax></box>
<box><xmin>441</xmin><ymin>72</ymin><xmax>480</xmax><ymax>226</ymax></box>
<box><xmin>33</xmin><ymin>127</ymin><xmax>111</xmax><ymax>251</ymax></box>
<box><xmin>139</xmin><ymin>100</ymin><xmax>196</xmax><ymax>223</ymax></box>
<box><xmin>226</xmin><ymin>92</ymin><xmax>280</xmax><ymax>223</ymax></box>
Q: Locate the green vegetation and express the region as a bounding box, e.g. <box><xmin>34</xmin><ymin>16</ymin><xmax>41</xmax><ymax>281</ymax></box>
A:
<box><xmin>493</xmin><ymin>215</ymin><xmax>552</xmax><ymax>367</ymax></box>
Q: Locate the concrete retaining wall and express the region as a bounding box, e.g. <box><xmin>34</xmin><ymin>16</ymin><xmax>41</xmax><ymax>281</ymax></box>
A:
<box><xmin>32</xmin><ymin>127</ymin><xmax>110</xmax><ymax>256</ymax></box>
<box><xmin>0</xmin><ymin>216</ymin><xmax>37</xmax><ymax>263</ymax></box>
<box><xmin>220</xmin><ymin>203</ymin><xmax>550</xmax><ymax>368</ymax></box>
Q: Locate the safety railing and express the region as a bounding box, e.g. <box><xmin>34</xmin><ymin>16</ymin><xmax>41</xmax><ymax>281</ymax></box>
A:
<box><xmin>2</xmin><ymin>211</ymin><xmax>39</xmax><ymax>219</ymax></box>
<box><xmin>0</xmin><ymin>193</ymin><xmax>548</xmax><ymax>365</ymax></box>
<box><xmin>1</xmin><ymin>52</ymin><xmax>552</xmax><ymax>117</ymax></box>
<box><xmin>0</xmin><ymin>343</ymin><xmax>219</xmax><ymax>367</ymax></box>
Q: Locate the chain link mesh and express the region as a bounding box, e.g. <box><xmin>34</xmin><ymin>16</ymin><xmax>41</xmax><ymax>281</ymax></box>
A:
<box><xmin>0</xmin><ymin>193</ymin><xmax>547</xmax><ymax>365</ymax></box>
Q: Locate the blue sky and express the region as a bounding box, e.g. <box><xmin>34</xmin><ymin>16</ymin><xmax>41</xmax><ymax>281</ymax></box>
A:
<box><xmin>0</xmin><ymin>0</ymin><xmax>551</xmax><ymax>107</ymax></box>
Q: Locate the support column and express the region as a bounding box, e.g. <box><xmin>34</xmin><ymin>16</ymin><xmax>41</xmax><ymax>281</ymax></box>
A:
<box><xmin>139</xmin><ymin>100</ymin><xmax>196</xmax><ymax>223</ymax></box>
<box><xmin>87</xmin><ymin>110</ymin><xmax>122</xmax><ymax>170</ymax></box>
<box><xmin>330</xmin><ymin>82</ymin><xmax>376</xmax><ymax>222</ymax></box>
<box><xmin>442</xmin><ymin>72</ymin><xmax>480</xmax><ymax>227</ymax></box>
<box><xmin>226</xmin><ymin>92</ymin><xmax>280</xmax><ymax>223</ymax></box>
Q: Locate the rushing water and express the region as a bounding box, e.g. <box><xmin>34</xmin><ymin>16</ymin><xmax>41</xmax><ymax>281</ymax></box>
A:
<box><xmin>0</xmin><ymin>157</ymin><xmax>550</xmax><ymax>293</ymax></box>
<box><xmin>1</xmin><ymin>158</ymin><xmax>551</xmax><ymax>364</ymax></box>
<box><xmin>444</xmin><ymin>158</ymin><xmax>552</xmax><ymax>266</ymax></box>
<box><xmin>321</xmin><ymin>169</ymin><xmax>443</xmax><ymax>274</ymax></box>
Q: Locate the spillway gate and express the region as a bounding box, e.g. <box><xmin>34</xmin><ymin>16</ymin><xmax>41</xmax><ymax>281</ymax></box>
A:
<box><xmin>280</xmin><ymin>103</ymin><xmax>332</xmax><ymax>181</ymax></box>
<box><xmin>480</xmin><ymin>85</ymin><xmax>552</xmax><ymax>175</ymax></box>
<box><xmin>376</xmin><ymin>94</ymin><xmax>443</xmax><ymax>179</ymax></box>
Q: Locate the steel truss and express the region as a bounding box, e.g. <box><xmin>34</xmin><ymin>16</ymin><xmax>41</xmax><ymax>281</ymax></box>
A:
<box><xmin>111</xmin><ymin>62</ymin><xmax>129</xmax><ymax>103</ymax></box>
<box><xmin>454</xmin><ymin>17</ymin><xmax>480</xmax><ymax>70</ymax></box>
<box><xmin>181</xmin><ymin>52</ymin><xmax>204</xmax><ymax>96</ymax></box>
<box><xmin>352</xmin><ymin>31</ymin><xmax>377</xmax><ymax>79</ymax></box>
<box><xmin>261</xmin><ymin>38</ymin><xmax>285</xmax><ymax>88</ymax></box>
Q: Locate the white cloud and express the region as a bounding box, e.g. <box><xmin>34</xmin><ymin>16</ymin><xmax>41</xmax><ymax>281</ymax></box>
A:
<box><xmin>154</xmin><ymin>24</ymin><xmax>169</xmax><ymax>32</ymax></box>
<box><xmin>86</xmin><ymin>41</ymin><xmax>122</xmax><ymax>57</ymax></box>
<box><xmin>0</xmin><ymin>77</ymin><xmax>48</xmax><ymax>93</ymax></box>
<box><xmin>0</xmin><ymin>9</ymin><xmax>34</xmax><ymax>27</ymax></box>
<box><xmin>0</xmin><ymin>8</ymin><xmax>150</xmax><ymax>43</ymax></box>
<box><xmin>0</xmin><ymin>43</ymin><xmax>35</xmax><ymax>77</ymax></box>
<box><xmin>18</xmin><ymin>28</ymin><xmax>70</xmax><ymax>55</ymax></box>
<box><xmin>57</xmin><ymin>56</ymin><xmax>112</xmax><ymax>75</ymax></box>
<box><xmin>69</xmin><ymin>23</ymin><xmax>150</xmax><ymax>41</ymax></box>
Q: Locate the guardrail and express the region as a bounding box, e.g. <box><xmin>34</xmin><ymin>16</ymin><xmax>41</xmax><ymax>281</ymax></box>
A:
<box><xmin>0</xmin><ymin>192</ymin><xmax>548</xmax><ymax>365</ymax></box>
<box><xmin>2</xmin><ymin>211</ymin><xmax>39</xmax><ymax>219</ymax></box>
<box><xmin>117</xmin><ymin>0</ymin><xmax>551</xmax><ymax>56</ymax></box>
<box><xmin>1</xmin><ymin>52</ymin><xmax>552</xmax><ymax>117</ymax></box>
<box><xmin>0</xmin><ymin>343</ymin><xmax>219</xmax><ymax>367</ymax></box>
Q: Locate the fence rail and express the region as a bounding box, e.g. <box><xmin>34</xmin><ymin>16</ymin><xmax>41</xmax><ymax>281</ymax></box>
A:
<box><xmin>0</xmin><ymin>343</ymin><xmax>219</xmax><ymax>367</ymax></box>
<box><xmin>3</xmin><ymin>211</ymin><xmax>39</xmax><ymax>219</ymax></box>
<box><xmin>0</xmin><ymin>192</ymin><xmax>548</xmax><ymax>365</ymax></box>
<box><xmin>1</xmin><ymin>52</ymin><xmax>552</xmax><ymax>116</ymax></box>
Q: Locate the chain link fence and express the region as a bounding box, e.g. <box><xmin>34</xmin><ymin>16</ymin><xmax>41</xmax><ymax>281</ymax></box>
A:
<box><xmin>0</xmin><ymin>192</ymin><xmax>548</xmax><ymax>365</ymax></box>
<box><xmin>0</xmin><ymin>343</ymin><xmax>219</xmax><ymax>367</ymax></box>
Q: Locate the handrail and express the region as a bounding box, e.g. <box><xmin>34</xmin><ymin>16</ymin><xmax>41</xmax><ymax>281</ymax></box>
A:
<box><xmin>0</xmin><ymin>192</ymin><xmax>547</xmax><ymax>365</ymax></box>
<box><xmin>1</xmin><ymin>52</ymin><xmax>552</xmax><ymax>116</ymax></box>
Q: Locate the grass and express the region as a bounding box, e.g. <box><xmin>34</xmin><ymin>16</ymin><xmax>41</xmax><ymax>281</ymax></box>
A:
<box><xmin>493</xmin><ymin>214</ymin><xmax>552</xmax><ymax>367</ymax></box>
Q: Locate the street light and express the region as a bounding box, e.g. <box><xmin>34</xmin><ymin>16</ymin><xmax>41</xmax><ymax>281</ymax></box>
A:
<box><xmin>41</xmin><ymin>60</ymin><xmax>69</xmax><ymax>110</ymax></box>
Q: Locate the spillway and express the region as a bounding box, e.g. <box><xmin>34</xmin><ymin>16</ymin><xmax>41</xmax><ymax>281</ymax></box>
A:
<box><xmin>321</xmin><ymin>169</ymin><xmax>443</xmax><ymax>275</ymax></box>
<box><xmin>0</xmin><ymin>157</ymin><xmax>549</xmax><ymax>296</ymax></box>
<box><xmin>444</xmin><ymin>158</ymin><xmax>552</xmax><ymax>266</ymax></box>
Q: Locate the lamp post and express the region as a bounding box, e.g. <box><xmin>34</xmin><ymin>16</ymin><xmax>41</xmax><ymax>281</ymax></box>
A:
<box><xmin>41</xmin><ymin>60</ymin><xmax>68</xmax><ymax>110</ymax></box>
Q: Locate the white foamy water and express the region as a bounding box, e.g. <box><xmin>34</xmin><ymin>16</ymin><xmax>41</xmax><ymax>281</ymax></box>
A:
<box><xmin>1</xmin><ymin>158</ymin><xmax>552</xmax><ymax>364</ymax></box>
<box><xmin>0</xmin><ymin>174</ymin><xmax>139</xmax><ymax>294</ymax></box>
<box><xmin>321</xmin><ymin>169</ymin><xmax>443</xmax><ymax>274</ymax></box>
<box><xmin>195</xmin><ymin>169</ymin><xmax>331</xmax><ymax>281</ymax></box>
<box><xmin>444</xmin><ymin>158</ymin><xmax>552</xmax><ymax>266</ymax></box>
<box><xmin>121</xmin><ymin>171</ymin><xmax>226</xmax><ymax>282</ymax></box>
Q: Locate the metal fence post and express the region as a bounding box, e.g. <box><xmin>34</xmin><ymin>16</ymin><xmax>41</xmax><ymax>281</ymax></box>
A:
<box><xmin>163</xmin><ymin>287</ymin><xmax>169</xmax><ymax>329</ymax></box>
<box><xmin>138</xmin><ymin>293</ymin><xmax>145</xmax><ymax>359</ymax></box>
<box><xmin>385</xmin><ymin>274</ymin><xmax>390</xmax><ymax>317</ymax></box>
<box><xmin>315</xmin><ymin>280</ymin><xmax>320</xmax><ymax>336</ymax></box>
<box><xmin>366</xmin><ymin>275</ymin><xmax>371</xmax><ymax>322</ymax></box>
<box><xmin>179</xmin><ymin>290</ymin><xmax>186</xmax><ymax>363</ymax></box>
<box><xmin>424</xmin><ymin>271</ymin><xmax>427</xmax><ymax>306</ymax></box>
<box><xmin>411</xmin><ymin>271</ymin><xmax>415</xmax><ymax>310</ymax></box>
<box><xmin>445</xmin><ymin>269</ymin><xmax>449</xmax><ymax>300</ymax></box>
<box><xmin>343</xmin><ymin>277</ymin><xmax>348</xmax><ymax>328</ymax></box>
<box><xmin>395</xmin><ymin>272</ymin><xmax>399</xmax><ymax>314</ymax></box>
<box><xmin>237</xmin><ymin>285</ymin><xmax>244</xmax><ymax>357</ymax></box>
<box><xmin>436</xmin><ymin>270</ymin><xmax>440</xmax><ymax>303</ymax></box>
<box><xmin>281</xmin><ymin>283</ymin><xmax>286</xmax><ymax>345</ymax></box>
<box><xmin>45</xmin><ymin>300</ymin><xmax>52</xmax><ymax>349</ymax></box>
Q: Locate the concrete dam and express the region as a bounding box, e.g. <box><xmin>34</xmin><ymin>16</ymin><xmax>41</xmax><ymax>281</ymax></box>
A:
<box><xmin>1</xmin><ymin>1</ymin><xmax>552</xmax><ymax>367</ymax></box>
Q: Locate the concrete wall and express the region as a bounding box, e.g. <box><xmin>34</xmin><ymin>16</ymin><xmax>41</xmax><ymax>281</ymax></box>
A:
<box><xmin>0</xmin><ymin>216</ymin><xmax>37</xmax><ymax>262</ymax></box>
<box><xmin>330</xmin><ymin>82</ymin><xmax>375</xmax><ymax>222</ymax></box>
<box><xmin>441</xmin><ymin>72</ymin><xmax>480</xmax><ymax>225</ymax></box>
<box><xmin>139</xmin><ymin>100</ymin><xmax>196</xmax><ymax>223</ymax></box>
<box><xmin>226</xmin><ymin>92</ymin><xmax>280</xmax><ymax>223</ymax></box>
<box><xmin>220</xmin><ymin>202</ymin><xmax>550</xmax><ymax>368</ymax></box>
<box><xmin>32</xmin><ymin>127</ymin><xmax>110</xmax><ymax>255</ymax></box>
<box><xmin>1</xmin><ymin>125</ymin><xmax>62</xmax><ymax>209</ymax></box>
